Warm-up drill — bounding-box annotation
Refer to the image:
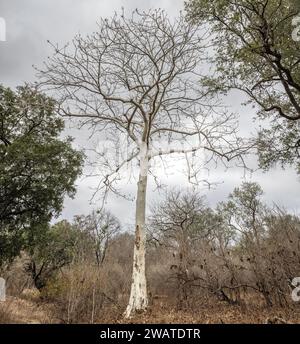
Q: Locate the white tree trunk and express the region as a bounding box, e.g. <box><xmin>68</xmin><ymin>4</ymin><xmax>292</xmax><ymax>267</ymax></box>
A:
<box><xmin>124</xmin><ymin>143</ymin><xmax>149</xmax><ymax>318</ymax></box>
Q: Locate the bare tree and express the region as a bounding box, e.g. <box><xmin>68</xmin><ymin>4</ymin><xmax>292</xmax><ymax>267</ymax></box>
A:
<box><xmin>149</xmin><ymin>190</ymin><xmax>215</xmax><ymax>308</ymax></box>
<box><xmin>74</xmin><ymin>209</ymin><xmax>120</xmax><ymax>266</ymax></box>
<box><xmin>38</xmin><ymin>9</ymin><xmax>250</xmax><ymax>317</ymax></box>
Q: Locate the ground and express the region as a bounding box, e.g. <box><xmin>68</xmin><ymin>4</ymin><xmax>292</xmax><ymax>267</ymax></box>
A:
<box><xmin>1</xmin><ymin>290</ymin><xmax>300</xmax><ymax>324</ymax></box>
<box><xmin>0</xmin><ymin>290</ymin><xmax>57</xmax><ymax>324</ymax></box>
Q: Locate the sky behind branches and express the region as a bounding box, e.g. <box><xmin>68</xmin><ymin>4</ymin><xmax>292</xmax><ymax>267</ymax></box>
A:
<box><xmin>0</xmin><ymin>0</ymin><xmax>299</xmax><ymax>229</ymax></box>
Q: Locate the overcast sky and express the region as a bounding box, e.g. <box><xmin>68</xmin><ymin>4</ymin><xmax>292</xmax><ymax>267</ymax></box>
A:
<box><xmin>0</xmin><ymin>0</ymin><xmax>299</xmax><ymax>229</ymax></box>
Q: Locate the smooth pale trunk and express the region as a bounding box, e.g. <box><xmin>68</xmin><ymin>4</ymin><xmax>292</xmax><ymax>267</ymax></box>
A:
<box><xmin>124</xmin><ymin>145</ymin><xmax>148</xmax><ymax>318</ymax></box>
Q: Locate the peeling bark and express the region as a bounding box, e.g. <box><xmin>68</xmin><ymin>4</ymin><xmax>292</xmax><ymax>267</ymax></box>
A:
<box><xmin>124</xmin><ymin>144</ymin><xmax>148</xmax><ymax>318</ymax></box>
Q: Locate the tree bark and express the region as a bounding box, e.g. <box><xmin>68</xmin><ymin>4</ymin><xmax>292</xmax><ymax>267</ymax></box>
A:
<box><xmin>124</xmin><ymin>144</ymin><xmax>148</xmax><ymax>318</ymax></box>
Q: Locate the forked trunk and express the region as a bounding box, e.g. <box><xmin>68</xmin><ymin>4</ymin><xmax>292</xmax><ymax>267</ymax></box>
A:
<box><xmin>124</xmin><ymin>144</ymin><xmax>148</xmax><ymax>318</ymax></box>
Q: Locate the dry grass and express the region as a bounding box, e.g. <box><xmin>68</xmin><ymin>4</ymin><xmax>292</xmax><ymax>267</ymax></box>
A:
<box><xmin>0</xmin><ymin>302</ymin><xmax>13</xmax><ymax>324</ymax></box>
<box><xmin>2</xmin><ymin>293</ymin><xmax>300</xmax><ymax>324</ymax></box>
<box><xmin>0</xmin><ymin>289</ymin><xmax>57</xmax><ymax>324</ymax></box>
<box><xmin>40</xmin><ymin>264</ymin><xmax>128</xmax><ymax>323</ymax></box>
<box><xmin>122</xmin><ymin>302</ymin><xmax>300</xmax><ymax>324</ymax></box>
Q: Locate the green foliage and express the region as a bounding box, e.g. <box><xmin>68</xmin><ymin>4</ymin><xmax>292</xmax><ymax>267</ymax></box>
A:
<box><xmin>25</xmin><ymin>221</ymin><xmax>82</xmax><ymax>290</ymax></box>
<box><xmin>218</xmin><ymin>182</ymin><xmax>266</xmax><ymax>246</ymax></box>
<box><xmin>186</xmin><ymin>0</ymin><xmax>300</xmax><ymax>173</ymax></box>
<box><xmin>0</xmin><ymin>85</ymin><xmax>84</xmax><ymax>264</ymax></box>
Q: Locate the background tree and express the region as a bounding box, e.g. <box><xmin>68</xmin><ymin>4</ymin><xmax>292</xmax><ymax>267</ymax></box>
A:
<box><xmin>74</xmin><ymin>209</ymin><xmax>121</xmax><ymax>266</ymax></box>
<box><xmin>149</xmin><ymin>190</ymin><xmax>217</xmax><ymax>308</ymax></box>
<box><xmin>38</xmin><ymin>10</ymin><xmax>249</xmax><ymax>317</ymax></box>
<box><xmin>218</xmin><ymin>182</ymin><xmax>272</xmax><ymax>305</ymax></box>
<box><xmin>24</xmin><ymin>220</ymin><xmax>81</xmax><ymax>290</ymax></box>
<box><xmin>186</xmin><ymin>0</ymin><xmax>300</xmax><ymax>173</ymax></box>
<box><xmin>0</xmin><ymin>85</ymin><xmax>84</xmax><ymax>265</ymax></box>
<box><xmin>219</xmin><ymin>182</ymin><xmax>267</xmax><ymax>248</ymax></box>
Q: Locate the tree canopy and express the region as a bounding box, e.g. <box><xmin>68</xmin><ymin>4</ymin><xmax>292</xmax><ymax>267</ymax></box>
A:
<box><xmin>186</xmin><ymin>0</ymin><xmax>300</xmax><ymax>173</ymax></box>
<box><xmin>0</xmin><ymin>85</ymin><xmax>84</xmax><ymax>264</ymax></box>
